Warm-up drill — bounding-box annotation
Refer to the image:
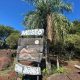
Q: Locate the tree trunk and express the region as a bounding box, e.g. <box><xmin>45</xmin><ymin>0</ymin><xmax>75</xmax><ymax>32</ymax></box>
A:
<box><xmin>47</xmin><ymin>14</ymin><xmax>53</xmax><ymax>42</ymax></box>
<box><xmin>45</xmin><ymin>14</ymin><xmax>53</xmax><ymax>74</ymax></box>
<box><xmin>57</xmin><ymin>55</ymin><xmax>60</xmax><ymax>70</ymax></box>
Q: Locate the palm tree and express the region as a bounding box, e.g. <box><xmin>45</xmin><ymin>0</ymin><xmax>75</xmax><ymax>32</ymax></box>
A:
<box><xmin>23</xmin><ymin>0</ymin><xmax>72</xmax><ymax>71</ymax></box>
<box><xmin>24</xmin><ymin>0</ymin><xmax>71</xmax><ymax>42</ymax></box>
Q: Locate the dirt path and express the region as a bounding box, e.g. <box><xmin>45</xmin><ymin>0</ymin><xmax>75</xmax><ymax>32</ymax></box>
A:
<box><xmin>47</xmin><ymin>72</ymin><xmax>80</xmax><ymax>80</ymax></box>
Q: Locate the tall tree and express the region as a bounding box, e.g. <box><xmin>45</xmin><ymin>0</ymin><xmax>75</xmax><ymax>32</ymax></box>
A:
<box><xmin>0</xmin><ymin>25</ymin><xmax>14</xmax><ymax>41</ymax></box>
<box><xmin>6</xmin><ymin>33</ymin><xmax>20</xmax><ymax>49</ymax></box>
<box><xmin>24</xmin><ymin>0</ymin><xmax>72</xmax><ymax>42</ymax></box>
<box><xmin>0</xmin><ymin>25</ymin><xmax>20</xmax><ymax>48</ymax></box>
<box><xmin>23</xmin><ymin>0</ymin><xmax>72</xmax><ymax>71</ymax></box>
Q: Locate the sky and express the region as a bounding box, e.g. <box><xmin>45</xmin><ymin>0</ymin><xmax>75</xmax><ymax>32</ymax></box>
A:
<box><xmin>0</xmin><ymin>0</ymin><xmax>80</xmax><ymax>31</ymax></box>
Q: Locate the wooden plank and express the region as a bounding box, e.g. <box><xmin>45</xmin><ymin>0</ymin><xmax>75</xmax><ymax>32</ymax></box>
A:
<box><xmin>15</xmin><ymin>63</ymin><xmax>41</xmax><ymax>75</ymax></box>
<box><xmin>17</xmin><ymin>45</ymin><xmax>43</xmax><ymax>53</ymax></box>
<box><xmin>74</xmin><ymin>65</ymin><xmax>80</xmax><ymax>69</ymax></box>
<box><xmin>18</xmin><ymin>38</ymin><xmax>43</xmax><ymax>46</ymax></box>
<box><xmin>21</xmin><ymin>29</ymin><xmax>44</xmax><ymax>36</ymax></box>
<box><xmin>17</xmin><ymin>48</ymin><xmax>43</xmax><ymax>62</ymax></box>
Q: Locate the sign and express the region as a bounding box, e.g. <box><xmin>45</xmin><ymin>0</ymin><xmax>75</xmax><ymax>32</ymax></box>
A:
<box><xmin>17</xmin><ymin>38</ymin><xmax>43</xmax><ymax>62</ymax></box>
<box><xmin>15</xmin><ymin>63</ymin><xmax>41</xmax><ymax>75</ymax></box>
<box><xmin>21</xmin><ymin>29</ymin><xmax>44</xmax><ymax>36</ymax></box>
<box><xmin>18</xmin><ymin>48</ymin><xmax>43</xmax><ymax>62</ymax></box>
<box><xmin>18</xmin><ymin>38</ymin><xmax>43</xmax><ymax>46</ymax></box>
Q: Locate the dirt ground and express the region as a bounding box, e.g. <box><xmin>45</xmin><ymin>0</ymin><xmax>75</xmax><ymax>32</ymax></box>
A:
<box><xmin>46</xmin><ymin>60</ymin><xmax>80</xmax><ymax>80</ymax></box>
<box><xmin>47</xmin><ymin>72</ymin><xmax>80</xmax><ymax>80</ymax></box>
<box><xmin>64</xmin><ymin>60</ymin><xmax>80</xmax><ymax>73</ymax></box>
<box><xmin>0</xmin><ymin>49</ymin><xmax>80</xmax><ymax>80</ymax></box>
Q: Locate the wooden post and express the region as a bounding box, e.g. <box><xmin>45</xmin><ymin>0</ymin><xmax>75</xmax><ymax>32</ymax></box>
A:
<box><xmin>57</xmin><ymin>55</ymin><xmax>59</xmax><ymax>70</ymax></box>
<box><xmin>16</xmin><ymin>72</ymin><xmax>18</xmax><ymax>80</ymax></box>
<box><xmin>45</xmin><ymin>40</ymin><xmax>51</xmax><ymax>74</ymax></box>
<box><xmin>37</xmin><ymin>63</ymin><xmax>40</xmax><ymax>80</ymax></box>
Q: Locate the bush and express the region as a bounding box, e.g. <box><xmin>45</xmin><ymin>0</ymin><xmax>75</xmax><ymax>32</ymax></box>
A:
<box><xmin>42</xmin><ymin>68</ymin><xmax>50</xmax><ymax>76</ymax></box>
<box><xmin>6</xmin><ymin>33</ymin><xmax>20</xmax><ymax>49</ymax></box>
<box><xmin>52</xmin><ymin>66</ymin><xmax>67</xmax><ymax>74</ymax></box>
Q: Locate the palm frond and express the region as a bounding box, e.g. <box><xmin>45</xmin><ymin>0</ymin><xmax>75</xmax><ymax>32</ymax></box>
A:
<box><xmin>23</xmin><ymin>11</ymin><xmax>46</xmax><ymax>29</ymax></box>
<box><xmin>52</xmin><ymin>13</ymin><xmax>72</xmax><ymax>44</ymax></box>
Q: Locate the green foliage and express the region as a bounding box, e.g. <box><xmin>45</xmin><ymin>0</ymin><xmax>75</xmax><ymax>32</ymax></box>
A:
<box><xmin>65</xmin><ymin>34</ymin><xmax>80</xmax><ymax>48</ymax></box>
<box><xmin>73</xmin><ymin>20</ymin><xmax>80</xmax><ymax>33</ymax></box>
<box><xmin>42</xmin><ymin>66</ymin><xmax>67</xmax><ymax>76</ymax></box>
<box><xmin>0</xmin><ymin>40</ymin><xmax>4</xmax><ymax>47</ymax></box>
<box><xmin>62</xmin><ymin>20</ymin><xmax>80</xmax><ymax>59</ymax></box>
<box><xmin>53</xmin><ymin>67</ymin><xmax>66</xmax><ymax>74</ymax></box>
<box><xmin>68</xmin><ymin>20</ymin><xmax>80</xmax><ymax>34</ymax></box>
<box><xmin>52</xmin><ymin>14</ymin><xmax>72</xmax><ymax>44</ymax></box>
<box><xmin>42</xmin><ymin>68</ymin><xmax>50</xmax><ymax>76</ymax></box>
<box><xmin>0</xmin><ymin>25</ymin><xmax>14</xmax><ymax>40</ymax></box>
<box><xmin>0</xmin><ymin>25</ymin><xmax>20</xmax><ymax>49</ymax></box>
<box><xmin>18</xmin><ymin>74</ymin><xmax>23</xmax><ymax>79</ymax></box>
<box><xmin>65</xmin><ymin>20</ymin><xmax>80</xmax><ymax>49</ymax></box>
<box><xmin>6</xmin><ymin>33</ymin><xmax>20</xmax><ymax>49</ymax></box>
<box><xmin>24</xmin><ymin>0</ymin><xmax>72</xmax><ymax>29</ymax></box>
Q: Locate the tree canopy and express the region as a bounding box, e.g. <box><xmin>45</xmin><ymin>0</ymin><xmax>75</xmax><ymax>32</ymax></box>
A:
<box><xmin>24</xmin><ymin>0</ymin><xmax>72</xmax><ymax>29</ymax></box>
<box><xmin>6</xmin><ymin>33</ymin><xmax>20</xmax><ymax>49</ymax></box>
<box><xmin>24</xmin><ymin>0</ymin><xmax>72</xmax><ymax>43</ymax></box>
<box><xmin>0</xmin><ymin>25</ymin><xmax>20</xmax><ymax>49</ymax></box>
